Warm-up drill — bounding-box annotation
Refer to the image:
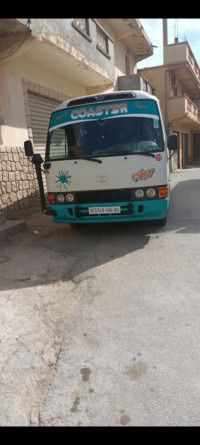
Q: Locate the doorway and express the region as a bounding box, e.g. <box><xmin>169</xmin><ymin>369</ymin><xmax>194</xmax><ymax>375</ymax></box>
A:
<box><xmin>183</xmin><ymin>133</ymin><xmax>189</xmax><ymax>167</ymax></box>
<box><xmin>193</xmin><ymin>133</ymin><xmax>200</xmax><ymax>162</ymax></box>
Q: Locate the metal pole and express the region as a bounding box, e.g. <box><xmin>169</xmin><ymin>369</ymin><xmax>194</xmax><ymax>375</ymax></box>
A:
<box><xmin>34</xmin><ymin>163</ymin><xmax>46</xmax><ymax>211</ymax></box>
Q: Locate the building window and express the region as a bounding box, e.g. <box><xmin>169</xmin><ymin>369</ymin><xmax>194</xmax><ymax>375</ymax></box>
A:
<box><xmin>96</xmin><ymin>27</ymin><xmax>110</xmax><ymax>59</ymax></box>
<box><xmin>72</xmin><ymin>19</ymin><xmax>91</xmax><ymax>42</ymax></box>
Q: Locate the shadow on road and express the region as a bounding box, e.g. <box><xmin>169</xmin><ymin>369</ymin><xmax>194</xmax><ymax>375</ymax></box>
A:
<box><xmin>0</xmin><ymin>216</ymin><xmax>154</xmax><ymax>291</ymax></box>
<box><xmin>1</xmin><ymin>172</ymin><xmax>200</xmax><ymax>291</ymax></box>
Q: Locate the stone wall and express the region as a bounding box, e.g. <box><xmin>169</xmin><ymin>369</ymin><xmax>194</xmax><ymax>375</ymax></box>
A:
<box><xmin>0</xmin><ymin>146</ymin><xmax>40</xmax><ymax>220</ymax></box>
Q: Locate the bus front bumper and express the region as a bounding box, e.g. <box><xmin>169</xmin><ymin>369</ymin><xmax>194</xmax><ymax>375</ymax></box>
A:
<box><xmin>47</xmin><ymin>199</ymin><xmax>169</xmax><ymax>223</ymax></box>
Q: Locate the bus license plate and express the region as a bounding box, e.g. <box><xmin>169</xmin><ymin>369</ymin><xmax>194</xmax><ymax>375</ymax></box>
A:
<box><xmin>89</xmin><ymin>206</ymin><xmax>121</xmax><ymax>215</ymax></box>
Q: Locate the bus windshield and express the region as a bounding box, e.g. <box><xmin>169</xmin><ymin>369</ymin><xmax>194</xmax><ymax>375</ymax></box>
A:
<box><xmin>46</xmin><ymin>116</ymin><xmax>164</xmax><ymax>161</ymax></box>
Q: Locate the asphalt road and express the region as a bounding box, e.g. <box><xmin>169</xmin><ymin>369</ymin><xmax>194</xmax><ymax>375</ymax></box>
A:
<box><xmin>1</xmin><ymin>167</ymin><xmax>200</xmax><ymax>426</ymax></box>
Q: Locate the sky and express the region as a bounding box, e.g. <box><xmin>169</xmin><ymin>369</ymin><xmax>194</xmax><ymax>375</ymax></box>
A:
<box><xmin>137</xmin><ymin>18</ymin><xmax>200</xmax><ymax>69</ymax></box>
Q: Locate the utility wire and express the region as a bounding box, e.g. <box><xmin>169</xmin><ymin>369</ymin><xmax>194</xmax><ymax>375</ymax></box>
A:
<box><xmin>0</xmin><ymin>19</ymin><xmax>31</xmax><ymax>60</ymax></box>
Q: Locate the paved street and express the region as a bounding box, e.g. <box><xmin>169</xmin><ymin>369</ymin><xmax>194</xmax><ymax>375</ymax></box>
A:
<box><xmin>1</xmin><ymin>167</ymin><xmax>200</xmax><ymax>426</ymax></box>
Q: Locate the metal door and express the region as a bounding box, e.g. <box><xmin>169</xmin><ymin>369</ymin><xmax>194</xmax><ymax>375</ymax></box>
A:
<box><xmin>27</xmin><ymin>93</ymin><xmax>61</xmax><ymax>192</ymax></box>
<box><xmin>193</xmin><ymin>133</ymin><xmax>200</xmax><ymax>161</ymax></box>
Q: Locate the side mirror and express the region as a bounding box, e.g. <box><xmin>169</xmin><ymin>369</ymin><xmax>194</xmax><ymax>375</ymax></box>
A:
<box><xmin>32</xmin><ymin>153</ymin><xmax>44</xmax><ymax>165</ymax></box>
<box><xmin>24</xmin><ymin>140</ymin><xmax>34</xmax><ymax>157</ymax></box>
<box><xmin>167</xmin><ymin>133</ymin><xmax>178</xmax><ymax>150</ymax></box>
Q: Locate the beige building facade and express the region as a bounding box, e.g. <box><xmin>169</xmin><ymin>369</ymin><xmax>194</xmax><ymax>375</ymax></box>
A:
<box><xmin>139</xmin><ymin>23</ymin><xmax>200</xmax><ymax>171</ymax></box>
<box><xmin>0</xmin><ymin>18</ymin><xmax>153</xmax><ymax>219</ymax></box>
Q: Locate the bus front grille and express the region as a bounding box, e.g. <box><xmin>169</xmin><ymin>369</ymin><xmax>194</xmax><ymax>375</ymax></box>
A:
<box><xmin>76</xmin><ymin>189</ymin><xmax>131</xmax><ymax>204</ymax></box>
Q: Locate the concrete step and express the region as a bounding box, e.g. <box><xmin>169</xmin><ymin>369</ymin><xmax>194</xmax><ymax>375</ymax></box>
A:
<box><xmin>0</xmin><ymin>219</ymin><xmax>27</xmax><ymax>242</ymax></box>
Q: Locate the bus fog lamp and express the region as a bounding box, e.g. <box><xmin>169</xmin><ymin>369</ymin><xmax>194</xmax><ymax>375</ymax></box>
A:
<box><xmin>135</xmin><ymin>189</ymin><xmax>144</xmax><ymax>199</ymax></box>
<box><xmin>146</xmin><ymin>188</ymin><xmax>156</xmax><ymax>198</ymax></box>
<box><xmin>66</xmin><ymin>193</ymin><xmax>75</xmax><ymax>202</ymax></box>
<box><xmin>56</xmin><ymin>194</ymin><xmax>65</xmax><ymax>203</ymax></box>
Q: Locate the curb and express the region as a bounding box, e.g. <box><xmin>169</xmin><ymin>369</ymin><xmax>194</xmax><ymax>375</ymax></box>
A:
<box><xmin>0</xmin><ymin>220</ymin><xmax>27</xmax><ymax>242</ymax></box>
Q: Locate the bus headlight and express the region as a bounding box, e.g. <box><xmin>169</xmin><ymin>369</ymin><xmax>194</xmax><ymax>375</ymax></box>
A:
<box><xmin>135</xmin><ymin>189</ymin><xmax>144</xmax><ymax>199</ymax></box>
<box><xmin>146</xmin><ymin>188</ymin><xmax>156</xmax><ymax>198</ymax></box>
<box><xmin>56</xmin><ymin>194</ymin><xmax>65</xmax><ymax>203</ymax></box>
<box><xmin>66</xmin><ymin>193</ymin><xmax>75</xmax><ymax>203</ymax></box>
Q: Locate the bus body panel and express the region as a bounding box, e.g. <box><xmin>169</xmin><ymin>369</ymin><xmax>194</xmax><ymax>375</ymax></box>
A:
<box><xmin>49</xmin><ymin>199</ymin><xmax>169</xmax><ymax>224</ymax></box>
<box><xmin>46</xmin><ymin>153</ymin><xmax>168</xmax><ymax>193</ymax></box>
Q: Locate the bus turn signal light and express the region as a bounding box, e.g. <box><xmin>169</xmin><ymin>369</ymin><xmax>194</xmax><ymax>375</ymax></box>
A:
<box><xmin>158</xmin><ymin>186</ymin><xmax>168</xmax><ymax>199</ymax></box>
<box><xmin>48</xmin><ymin>193</ymin><xmax>55</xmax><ymax>204</ymax></box>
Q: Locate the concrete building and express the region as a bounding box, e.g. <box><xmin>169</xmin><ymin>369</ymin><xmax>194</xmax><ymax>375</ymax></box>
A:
<box><xmin>0</xmin><ymin>18</ymin><xmax>153</xmax><ymax>219</ymax></box>
<box><xmin>139</xmin><ymin>19</ymin><xmax>200</xmax><ymax>171</ymax></box>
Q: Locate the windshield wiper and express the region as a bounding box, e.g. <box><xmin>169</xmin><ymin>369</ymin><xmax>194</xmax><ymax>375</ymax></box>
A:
<box><xmin>122</xmin><ymin>151</ymin><xmax>155</xmax><ymax>158</ymax></box>
<box><xmin>91</xmin><ymin>151</ymin><xmax>156</xmax><ymax>158</ymax></box>
<box><xmin>69</xmin><ymin>156</ymin><xmax>102</xmax><ymax>164</ymax></box>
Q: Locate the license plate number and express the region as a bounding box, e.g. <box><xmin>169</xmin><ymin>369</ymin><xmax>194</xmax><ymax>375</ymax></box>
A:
<box><xmin>88</xmin><ymin>206</ymin><xmax>121</xmax><ymax>214</ymax></box>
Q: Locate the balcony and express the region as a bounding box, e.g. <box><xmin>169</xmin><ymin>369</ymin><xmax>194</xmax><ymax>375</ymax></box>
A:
<box><xmin>104</xmin><ymin>18</ymin><xmax>153</xmax><ymax>62</ymax></box>
<box><xmin>164</xmin><ymin>42</ymin><xmax>200</xmax><ymax>98</ymax></box>
<box><xmin>118</xmin><ymin>73</ymin><xmax>156</xmax><ymax>95</ymax></box>
<box><xmin>168</xmin><ymin>94</ymin><xmax>200</xmax><ymax>130</ymax></box>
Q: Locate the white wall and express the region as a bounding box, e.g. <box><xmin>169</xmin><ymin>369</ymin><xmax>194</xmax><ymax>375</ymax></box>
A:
<box><xmin>97</xmin><ymin>19</ymin><xmax>137</xmax><ymax>89</ymax></box>
<box><xmin>0</xmin><ymin>19</ymin><xmax>139</xmax><ymax>147</ymax></box>
<box><xmin>0</xmin><ymin>54</ymin><xmax>86</xmax><ymax>147</ymax></box>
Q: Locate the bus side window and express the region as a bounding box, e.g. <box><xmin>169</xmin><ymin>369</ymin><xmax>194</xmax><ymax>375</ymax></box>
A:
<box><xmin>49</xmin><ymin>128</ymin><xmax>68</xmax><ymax>158</ymax></box>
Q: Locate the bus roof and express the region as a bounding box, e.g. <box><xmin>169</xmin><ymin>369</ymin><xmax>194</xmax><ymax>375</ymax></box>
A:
<box><xmin>54</xmin><ymin>90</ymin><xmax>158</xmax><ymax>112</ymax></box>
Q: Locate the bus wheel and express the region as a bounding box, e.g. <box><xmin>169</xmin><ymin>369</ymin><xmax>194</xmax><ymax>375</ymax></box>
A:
<box><xmin>155</xmin><ymin>214</ymin><xmax>167</xmax><ymax>226</ymax></box>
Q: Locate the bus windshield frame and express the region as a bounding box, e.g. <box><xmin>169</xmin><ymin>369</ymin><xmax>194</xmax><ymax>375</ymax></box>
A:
<box><xmin>46</xmin><ymin>99</ymin><xmax>164</xmax><ymax>162</ymax></box>
<box><xmin>46</xmin><ymin>116</ymin><xmax>164</xmax><ymax>161</ymax></box>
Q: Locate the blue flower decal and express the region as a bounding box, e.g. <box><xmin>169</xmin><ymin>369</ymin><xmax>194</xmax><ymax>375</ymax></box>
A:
<box><xmin>55</xmin><ymin>171</ymin><xmax>72</xmax><ymax>190</ymax></box>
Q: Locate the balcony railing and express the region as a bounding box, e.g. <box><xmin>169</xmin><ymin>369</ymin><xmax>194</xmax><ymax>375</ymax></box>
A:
<box><xmin>188</xmin><ymin>47</ymin><xmax>200</xmax><ymax>83</ymax></box>
<box><xmin>168</xmin><ymin>94</ymin><xmax>200</xmax><ymax>122</ymax></box>
<box><xmin>118</xmin><ymin>73</ymin><xmax>156</xmax><ymax>95</ymax></box>
<box><xmin>186</xmin><ymin>96</ymin><xmax>200</xmax><ymax>117</ymax></box>
<box><xmin>164</xmin><ymin>42</ymin><xmax>200</xmax><ymax>85</ymax></box>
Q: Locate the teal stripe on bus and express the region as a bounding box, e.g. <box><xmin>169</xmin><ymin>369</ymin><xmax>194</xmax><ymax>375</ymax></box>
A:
<box><xmin>49</xmin><ymin>100</ymin><xmax>159</xmax><ymax>131</ymax></box>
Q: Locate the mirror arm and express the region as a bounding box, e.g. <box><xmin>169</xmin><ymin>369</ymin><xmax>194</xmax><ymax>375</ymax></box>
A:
<box><xmin>168</xmin><ymin>150</ymin><xmax>175</xmax><ymax>160</ymax></box>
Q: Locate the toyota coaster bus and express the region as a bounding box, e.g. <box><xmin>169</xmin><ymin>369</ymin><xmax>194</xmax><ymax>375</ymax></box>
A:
<box><xmin>24</xmin><ymin>90</ymin><xmax>178</xmax><ymax>226</ymax></box>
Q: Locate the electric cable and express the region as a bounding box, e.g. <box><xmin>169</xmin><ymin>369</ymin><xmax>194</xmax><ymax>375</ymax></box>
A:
<box><xmin>0</xmin><ymin>19</ymin><xmax>31</xmax><ymax>60</ymax></box>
